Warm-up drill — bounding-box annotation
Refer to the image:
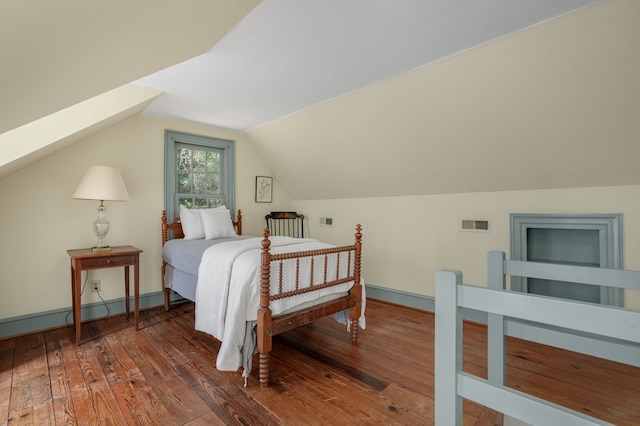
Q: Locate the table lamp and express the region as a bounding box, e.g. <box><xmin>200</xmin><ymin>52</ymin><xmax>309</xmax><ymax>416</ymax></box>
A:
<box><xmin>72</xmin><ymin>165</ymin><xmax>130</xmax><ymax>252</ymax></box>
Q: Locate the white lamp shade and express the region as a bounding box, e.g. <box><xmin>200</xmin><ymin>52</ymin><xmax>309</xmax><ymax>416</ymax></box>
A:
<box><xmin>73</xmin><ymin>166</ymin><xmax>130</xmax><ymax>201</ymax></box>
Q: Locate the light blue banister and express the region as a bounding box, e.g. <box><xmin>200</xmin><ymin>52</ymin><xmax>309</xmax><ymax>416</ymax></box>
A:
<box><xmin>434</xmin><ymin>268</ymin><xmax>634</xmax><ymax>425</ymax></box>
<box><xmin>434</xmin><ymin>270</ymin><xmax>463</xmax><ymax>426</ymax></box>
<box><xmin>490</xmin><ymin>251</ymin><xmax>640</xmax><ymax>367</ymax></box>
<box><xmin>486</xmin><ymin>251</ymin><xmax>506</xmax><ymax>386</ymax></box>
<box><xmin>504</xmin><ymin>259</ymin><xmax>640</xmax><ymax>290</ymax></box>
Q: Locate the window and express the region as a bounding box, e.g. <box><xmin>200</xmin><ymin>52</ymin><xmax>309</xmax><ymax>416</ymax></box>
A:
<box><xmin>164</xmin><ymin>130</ymin><xmax>235</xmax><ymax>221</ymax></box>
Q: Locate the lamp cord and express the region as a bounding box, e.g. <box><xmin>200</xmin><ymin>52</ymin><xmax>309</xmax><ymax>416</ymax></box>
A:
<box><xmin>65</xmin><ymin>271</ymin><xmax>111</xmax><ymax>326</ymax></box>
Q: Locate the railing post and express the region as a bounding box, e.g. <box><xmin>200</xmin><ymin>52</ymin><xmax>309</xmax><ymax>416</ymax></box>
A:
<box><xmin>487</xmin><ymin>251</ymin><xmax>507</xmax><ymax>386</ymax></box>
<box><xmin>435</xmin><ymin>269</ymin><xmax>463</xmax><ymax>426</ymax></box>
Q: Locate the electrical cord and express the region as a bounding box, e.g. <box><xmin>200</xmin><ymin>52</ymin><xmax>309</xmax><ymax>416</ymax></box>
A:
<box><xmin>65</xmin><ymin>271</ymin><xmax>110</xmax><ymax>326</ymax></box>
<box><xmin>95</xmin><ymin>286</ymin><xmax>110</xmax><ymax>318</ymax></box>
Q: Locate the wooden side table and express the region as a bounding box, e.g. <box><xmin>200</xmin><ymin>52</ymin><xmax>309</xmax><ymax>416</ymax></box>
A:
<box><xmin>67</xmin><ymin>245</ymin><xmax>143</xmax><ymax>345</ymax></box>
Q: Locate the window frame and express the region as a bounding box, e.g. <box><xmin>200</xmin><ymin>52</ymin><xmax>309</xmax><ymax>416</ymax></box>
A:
<box><xmin>164</xmin><ymin>130</ymin><xmax>235</xmax><ymax>222</ymax></box>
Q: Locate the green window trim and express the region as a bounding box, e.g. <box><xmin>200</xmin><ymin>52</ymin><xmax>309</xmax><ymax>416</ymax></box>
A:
<box><xmin>164</xmin><ymin>130</ymin><xmax>235</xmax><ymax>221</ymax></box>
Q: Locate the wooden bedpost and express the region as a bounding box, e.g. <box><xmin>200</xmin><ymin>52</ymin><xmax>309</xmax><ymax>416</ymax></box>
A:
<box><xmin>161</xmin><ymin>210</ymin><xmax>169</xmax><ymax>245</ymax></box>
<box><xmin>161</xmin><ymin>210</ymin><xmax>171</xmax><ymax>312</ymax></box>
<box><xmin>349</xmin><ymin>224</ymin><xmax>363</xmax><ymax>344</ymax></box>
<box><xmin>257</xmin><ymin>228</ymin><xmax>273</xmax><ymax>387</ymax></box>
<box><xmin>235</xmin><ymin>209</ymin><xmax>242</xmax><ymax>235</ymax></box>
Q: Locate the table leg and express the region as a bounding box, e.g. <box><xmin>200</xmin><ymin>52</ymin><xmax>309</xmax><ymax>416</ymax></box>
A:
<box><xmin>73</xmin><ymin>260</ymin><xmax>82</xmax><ymax>345</ymax></box>
<box><xmin>134</xmin><ymin>256</ymin><xmax>140</xmax><ymax>330</ymax></box>
<box><xmin>124</xmin><ymin>265</ymin><xmax>130</xmax><ymax>319</ymax></box>
<box><xmin>70</xmin><ymin>264</ymin><xmax>75</xmax><ymax>340</ymax></box>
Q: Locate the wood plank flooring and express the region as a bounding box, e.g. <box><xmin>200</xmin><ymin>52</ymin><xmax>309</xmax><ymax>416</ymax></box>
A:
<box><xmin>2</xmin><ymin>299</ymin><xmax>639</xmax><ymax>425</ymax></box>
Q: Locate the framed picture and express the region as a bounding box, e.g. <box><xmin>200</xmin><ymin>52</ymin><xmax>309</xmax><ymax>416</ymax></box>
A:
<box><xmin>255</xmin><ymin>176</ymin><xmax>273</xmax><ymax>203</ymax></box>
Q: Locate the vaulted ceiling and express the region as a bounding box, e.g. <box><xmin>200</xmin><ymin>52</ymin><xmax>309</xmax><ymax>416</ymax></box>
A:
<box><xmin>134</xmin><ymin>0</ymin><xmax>599</xmax><ymax>132</ymax></box>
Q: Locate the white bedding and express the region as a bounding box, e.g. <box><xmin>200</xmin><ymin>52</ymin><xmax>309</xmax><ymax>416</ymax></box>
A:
<box><xmin>194</xmin><ymin>236</ymin><xmax>364</xmax><ymax>372</ymax></box>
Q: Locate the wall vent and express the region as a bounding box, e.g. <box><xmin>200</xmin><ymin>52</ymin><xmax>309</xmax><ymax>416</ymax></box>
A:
<box><xmin>319</xmin><ymin>217</ymin><xmax>333</xmax><ymax>226</ymax></box>
<box><xmin>461</xmin><ymin>219</ymin><xmax>490</xmax><ymax>232</ymax></box>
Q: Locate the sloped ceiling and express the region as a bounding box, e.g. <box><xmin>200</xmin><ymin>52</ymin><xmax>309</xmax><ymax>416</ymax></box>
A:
<box><xmin>0</xmin><ymin>0</ymin><xmax>260</xmax><ymax>134</ymax></box>
<box><xmin>0</xmin><ymin>0</ymin><xmax>259</xmax><ymax>180</ymax></box>
<box><xmin>243</xmin><ymin>0</ymin><xmax>640</xmax><ymax>199</ymax></box>
<box><xmin>135</xmin><ymin>0</ymin><xmax>599</xmax><ymax>131</ymax></box>
<box><xmin>3</xmin><ymin>0</ymin><xmax>639</xmax><ymax>200</ymax></box>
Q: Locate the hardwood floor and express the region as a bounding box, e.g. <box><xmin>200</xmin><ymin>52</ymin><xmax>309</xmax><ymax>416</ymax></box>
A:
<box><xmin>1</xmin><ymin>299</ymin><xmax>639</xmax><ymax>425</ymax></box>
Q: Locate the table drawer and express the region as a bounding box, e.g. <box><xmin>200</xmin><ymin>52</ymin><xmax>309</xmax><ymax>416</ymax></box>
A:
<box><xmin>81</xmin><ymin>254</ymin><xmax>137</xmax><ymax>269</ymax></box>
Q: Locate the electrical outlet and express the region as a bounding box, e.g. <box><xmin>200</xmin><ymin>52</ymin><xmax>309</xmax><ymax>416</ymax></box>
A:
<box><xmin>91</xmin><ymin>279</ymin><xmax>101</xmax><ymax>292</ymax></box>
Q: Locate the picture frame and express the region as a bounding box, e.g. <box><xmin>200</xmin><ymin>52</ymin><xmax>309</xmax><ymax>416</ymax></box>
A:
<box><xmin>255</xmin><ymin>176</ymin><xmax>273</xmax><ymax>203</ymax></box>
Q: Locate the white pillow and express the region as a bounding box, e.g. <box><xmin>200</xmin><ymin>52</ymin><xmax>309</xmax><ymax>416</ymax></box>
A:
<box><xmin>180</xmin><ymin>205</ymin><xmax>205</xmax><ymax>240</ymax></box>
<box><xmin>180</xmin><ymin>205</ymin><xmax>228</xmax><ymax>240</ymax></box>
<box><xmin>201</xmin><ymin>208</ymin><xmax>236</xmax><ymax>239</ymax></box>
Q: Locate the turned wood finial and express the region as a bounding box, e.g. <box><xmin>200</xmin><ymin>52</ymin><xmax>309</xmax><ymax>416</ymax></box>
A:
<box><xmin>260</xmin><ymin>228</ymin><xmax>272</xmax><ymax>309</ymax></box>
<box><xmin>161</xmin><ymin>210</ymin><xmax>168</xmax><ymax>246</ymax></box>
<box><xmin>354</xmin><ymin>224</ymin><xmax>363</xmax><ymax>280</ymax></box>
<box><xmin>236</xmin><ymin>210</ymin><xmax>243</xmax><ymax>235</ymax></box>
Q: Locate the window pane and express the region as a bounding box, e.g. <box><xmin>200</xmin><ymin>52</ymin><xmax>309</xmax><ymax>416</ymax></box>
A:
<box><xmin>178</xmin><ymin>198</ymin><xmax>193</xmax><ymax>209</ymax></box>
<box><xmin>177</xmin><ymin>148</ymin><xmax>191</xmax><ymax>172</ymax></box>
<box><xmin>206</xmin><ymin>199</ymin><xmax>222</xmax><ymax>208</ymax></box>
<box><xmin>193</xmin><ymin>172</ymin><xmax>206</xmax><ymax>194</ymax></box>
<box><xmin>208</xmin><ymin>174</ymin><xmax>220</xmax><ymax>193</ymax></box>
<box><xmin>207</xmin><ymin>151</ymin><xmax>220</xmax><ymax>170</ymax></box>
<box><xmin>193</xmin><ymin>150</ymin><xmax>207</xmax><ymax>173</ymax></box>
<box><xmin>193</xmin><ymin>198</ymin><xmax>209</xmax><ymax>208</ymax></box>
<box><xmin>177</xmin><ymin>171</ymin><xmax>191</xmax><ymax>193</ymax></box>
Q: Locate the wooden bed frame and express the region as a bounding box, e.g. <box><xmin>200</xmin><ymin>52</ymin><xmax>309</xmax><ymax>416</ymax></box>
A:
<box><xmin>160</xmin><ymin>209</ymin><xmax>363</xmax><ymax>387</ymax></box>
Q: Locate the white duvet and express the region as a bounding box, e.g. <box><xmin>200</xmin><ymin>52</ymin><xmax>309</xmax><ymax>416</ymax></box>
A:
<box><xmin>195</xmin><ymin>236</ymin><xmax>364</xmax><ymax>372</ymax></box>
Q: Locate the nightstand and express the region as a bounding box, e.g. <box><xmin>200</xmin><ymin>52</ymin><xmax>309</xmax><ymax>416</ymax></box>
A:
<box><xmin>67</xmin><ymin>245</ymin><xmax>143</xmax><ymax>345</ymax></box>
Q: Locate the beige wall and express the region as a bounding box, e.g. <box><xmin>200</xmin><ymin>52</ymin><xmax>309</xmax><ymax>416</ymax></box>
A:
<box><xmin>0</xmin><ymin>115</ymin><xmax>289</xmax><ymax>320</ymax></box>
<box><xmin>292</xmin><ymin>185</ymin><xmax>640</xmax><ymax>310</ymax></box>
<box><xmin>2</xmin><ymin>113</ymin><xmax>639</xmax><ymax>321</ymax></box>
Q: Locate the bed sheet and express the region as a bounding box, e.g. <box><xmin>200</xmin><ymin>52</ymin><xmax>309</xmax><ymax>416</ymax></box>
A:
<box><xmin>194</xmin><ymin>236</ymin><xmax>365</xmax><ymax>372</ymax></box>
<box><xmin>162</xmin><ymin>236</ymin><xmax>243</xmax><ymax>275</ymax></box>
<box><xmin>163</xmin><ymin>265</ymin><xmax>197</xmax><ymax>302</ymax></box>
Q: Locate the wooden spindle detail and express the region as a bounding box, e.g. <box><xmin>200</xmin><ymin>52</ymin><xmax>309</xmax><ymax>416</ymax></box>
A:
<box><xmin>259</xmin><ymin>353</ymin><xmax>270</xmax><ymax>388</ymax></box>
<box><xmin>235</xmin><ymin>209</ymin><xmax>242</xmax><ymax>235</ymax></box>
<box><xmin>350</xmin><ymin>224</ymin><xmax>363</xmax><ymax>344</ymax></box>
<box><xmin>323</xmin><ymin>254</ymin><xmax>328</xmax><ymax>283</ymax></box>
<box><xmin>257</xmin><ymin>228</ymin><xmax>273</xmax><ymax>387</ymax></box>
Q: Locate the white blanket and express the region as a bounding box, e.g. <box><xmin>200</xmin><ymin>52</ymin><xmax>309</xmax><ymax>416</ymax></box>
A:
<box><xmin>195</xmin><ymin>236</ymin><xmax>364</xmax><ymax>371</ymax></box>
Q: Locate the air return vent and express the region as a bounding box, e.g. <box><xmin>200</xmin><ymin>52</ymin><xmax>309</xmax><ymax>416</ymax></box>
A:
<box><xmin>461</xmin><ymin>219</ymin><xmax>490</xmax><ymax>232</ymax></box>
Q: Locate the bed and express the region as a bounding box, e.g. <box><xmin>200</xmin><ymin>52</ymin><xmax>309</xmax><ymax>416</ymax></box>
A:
<box><xmin>434</xmin><ymin>251</ymin><xmax>640</xmax><ymax>425</ymax></box>
<box><xmin>161</xmin><ymin>208</ymin><xmax>364</xmax><ymax>387</ymax></box>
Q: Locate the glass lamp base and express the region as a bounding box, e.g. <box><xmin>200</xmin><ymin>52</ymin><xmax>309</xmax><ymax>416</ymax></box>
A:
<box><xmin>92</xmin><ymin>202</ymin><xmax>112</xmax><ymax>252</ymax></box>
